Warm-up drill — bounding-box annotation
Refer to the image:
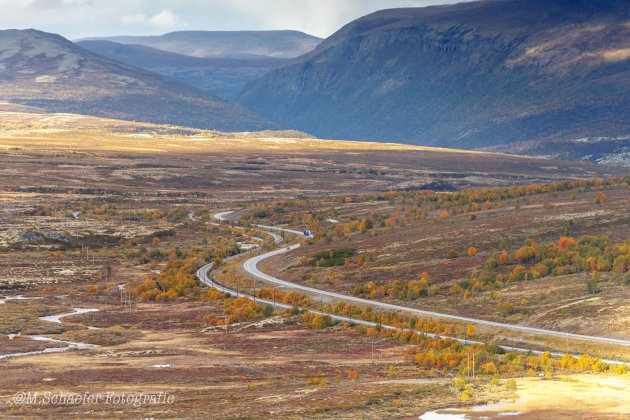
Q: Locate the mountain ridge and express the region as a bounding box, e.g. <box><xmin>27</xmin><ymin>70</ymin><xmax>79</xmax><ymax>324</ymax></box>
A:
<box><xmin>0</xmin><ymin>29</ymin><xmax>274</xmax><ymax>132</ymax></box>
<box><xmin>76</xmin><ymin>39</ymin><xmax>288</xmax><ymax>99</ymax></box>
<box><xmin>78</xmin><ymin>30</ymin><xmax>322</xmax><ymax>59</ymax></box>
<box><xmin>238</xmin><ymin>0</ymin><xmax>630</xmax><ymax>160</ymax></box>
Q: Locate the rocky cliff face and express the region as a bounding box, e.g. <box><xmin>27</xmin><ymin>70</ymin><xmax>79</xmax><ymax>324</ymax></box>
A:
<box><xmin>0</xmin><ymin>29</ymin><xmax>274</xmax><ymax>132</ymax></box>
<box><xmin>239</xmin><ymin>0</ymin><xmax>630</xmax><ymax>155</ymax></box>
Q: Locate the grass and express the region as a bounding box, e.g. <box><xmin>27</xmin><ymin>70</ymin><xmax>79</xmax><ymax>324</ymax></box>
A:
<box><xmin>309</xmin><ymin>248</ymin><xmax>356</xmax><ymax>267</ymax></box>
<box><xmin>0</xmin><ymin>111</ymin><xmax>628</xmax><ymax>417</ymax></box>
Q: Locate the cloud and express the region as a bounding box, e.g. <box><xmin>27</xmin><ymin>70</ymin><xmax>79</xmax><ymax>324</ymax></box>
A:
<box><xmin>148</xmin><ymin>9</ymin><xmax>184</xmax><ymax>29</ymax></box>
<box><xmin>0</xmin><ymin>0</ymin><xmax>34</xmax><ymax>7</ymax></box>
<box><xmin>121</xmin><ymin>9</ymin><xmax>185</xmax><ymax>29</ymax></box>
<box><xmin>121</xmin><ymin>13</ymin><xmax>147</xmax><ymax>25</ymax></box>
<box><xmin>61</xmin><ymin>0</ymin><xmax>93</xmax><ymax>5</ymax></box>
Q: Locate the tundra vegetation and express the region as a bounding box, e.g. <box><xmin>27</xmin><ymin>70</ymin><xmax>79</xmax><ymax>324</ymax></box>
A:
<box><xmin>0</xmin><ymin>117</ymin><xmax>629</xmax><ymax>417</ymax></box>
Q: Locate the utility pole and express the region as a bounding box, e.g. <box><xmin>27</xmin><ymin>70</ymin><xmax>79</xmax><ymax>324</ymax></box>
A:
<box><xmin>467</xmin><ymin>354</ymin><xmax>470</xmax><ymax>378</ymax></box>
<box><xmin>371</xmin><ymin>339</ymin><xmax>375</xmax><ymax>365</ymax></box>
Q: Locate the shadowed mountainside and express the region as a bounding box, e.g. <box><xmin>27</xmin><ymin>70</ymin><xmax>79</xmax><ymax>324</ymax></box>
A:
<box><xmin>76</xmin><ymin>40</ymin><xmax>288</xmax><ymax>99</ymax></box>
<box><xmin>239</xmin><ymin>0</ymin><xmax>630</xmax><ymax>162</ymax></box>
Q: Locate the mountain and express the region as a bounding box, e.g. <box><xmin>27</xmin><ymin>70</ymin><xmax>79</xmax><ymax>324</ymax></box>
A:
<box><xmin>76</xmin><ymin>40</ymin><xmax>288</xmax><ymax>99</ymax></box>
<box><xmin>78</xmin><ymin>30</ymin><xmax>322</xmax><ymax>59</ymax></box>
<box><xmin>0</xmin><ymin>29</ymin><xmax>274</xmax><ymax>132</ymax></box>
<box><xmin>239</xmin><ymin>0</ymin><xmax>630</xmax><ymax>160</ymax></box>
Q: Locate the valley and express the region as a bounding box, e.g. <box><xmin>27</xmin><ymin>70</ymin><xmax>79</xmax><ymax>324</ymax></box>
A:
<box><xmin>0</xmin><ymin>113</ymin><xmax>628</xmax><ymax>418</ymax></box>
<box><xmin>76</xmin><ymin>30</ymin><xmax>322</xmax><ymax>99</ymax></box>
<box><xmin>0</xmin><ymin>1</ymin><xmax>629</xmax><ymax>418</ymax></box>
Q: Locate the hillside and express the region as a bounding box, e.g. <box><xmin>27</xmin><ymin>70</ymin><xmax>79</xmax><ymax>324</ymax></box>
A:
<box><xmin>2</xmin><ymin>110</ymin><xmax>624</xmax><ymax>196</ymax></box>
<box><xmin>77</xmin><ymin>40</ymin><xmax>287</xmax><ymax>99</ymax></box>
<box><xmin>79</xmin><ymin>30</ymin><xmax>321</xmax><ymax>59</ymax></box>
<box><xmin>0</xmin><ymin>29</ymin><xmax>274</xmax><ymax>132</ymax></box>
<box><xmin>239</xmin><ymin>0</ymin><xmax>630</xmax><ymax>161</ymax></box>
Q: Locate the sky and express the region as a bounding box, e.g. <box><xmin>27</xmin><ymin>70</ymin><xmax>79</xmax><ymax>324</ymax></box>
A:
<box><xmin>0</xmin><ymin>0</ymin><xmax>469</xmax><ymax>39</ymax></box>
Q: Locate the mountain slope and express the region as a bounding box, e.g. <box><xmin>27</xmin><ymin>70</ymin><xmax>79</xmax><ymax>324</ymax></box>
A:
<box><xmin>77</xmin><ymin>40</ymin><xmax>287</xmax><ymax>99</ymax></box>
<box><xmin>79</xmin><ymin>30</ymin><xmax>322</xmax><ymax>59</ymax></box>
<box><xmin>0</xmin><ymin>29</ymin><xmax>274</xmax><ymax>132</ymax></box>
<box><xmin>239</xmin><ymin>0</ymin><xmax>630</xmax><ymax>156</ymax></box>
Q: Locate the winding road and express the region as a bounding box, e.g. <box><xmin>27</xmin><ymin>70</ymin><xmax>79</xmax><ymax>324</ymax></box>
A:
<box><xmin>243</xmin><ymin>244</ymin><xmax>630</xmax><ymax>347</ymax></box>
<box><xmin>198</xmin><ymin>256</ymin><xmax>627</xmax><ymax>365</ymax></box>
<box><xmin>211</xmin><ymin>211</ymin><xmax>630</xmax><ymax>350</ymax></box>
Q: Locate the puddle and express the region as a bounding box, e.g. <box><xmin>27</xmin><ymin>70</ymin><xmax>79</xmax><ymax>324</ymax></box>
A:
<box><xmin>419</xmin><ymin>411</ymin><xmax>468</xmax><ymax>420</ymax></box>
<box><xmin>420</xmin><ymin>401</ymin><xmax>527</xmax><ymax>419</ymax></box>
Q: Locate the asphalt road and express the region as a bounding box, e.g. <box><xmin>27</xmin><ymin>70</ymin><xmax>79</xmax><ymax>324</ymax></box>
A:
<box><xmin>242</xmin><ymin>246</ymin><xmax>630</xmax><ymax>348</ymax></box>
<box><xmin>211</xmin><ymin>211</ymin><xmax>630</xmax><ymax>349</ymax></box>
<box><xmin>197</xmin><ymin>260</ymin><xmax>628</xmax><ymax>365</ymax></box>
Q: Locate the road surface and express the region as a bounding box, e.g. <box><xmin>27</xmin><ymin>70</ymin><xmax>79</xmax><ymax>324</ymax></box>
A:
<box><xmin>253</xmin><ymin>224</ymin><xmax>313</xmax><ymax>239</ymax></box>
<box><xmin>211</xmin><ymin>211</ymin><xmax>630</xmax><ymax>348</ymax></box>
<box><xmin>242</xmin><ymin>246</ymin><xmax>630</xmax><ymax>348</ymax></box>
<box><xmin>197</xmin><ymin>262</ymin><xmax>628</xmax><ymax>365</ymax></box>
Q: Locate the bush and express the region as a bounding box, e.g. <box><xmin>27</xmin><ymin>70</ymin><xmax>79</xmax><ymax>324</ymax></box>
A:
<box><xmin>498</xmin><ymin>301</ymin><xmax>519</xmax><ymax>317</ymax></box>
<box><xmin>586</xmin><ymin>272</ymin><xmax>599</xmax><ymax>294</ymax></box>
<box><xmin>505</xmin><ymin>379</ymin><xmax>517</xmax><ymax>390</ymax></box>
<box><xmin>309</xmin><ymin>248</ymin><xmax>356</xmax><ymax>267</ymax></box>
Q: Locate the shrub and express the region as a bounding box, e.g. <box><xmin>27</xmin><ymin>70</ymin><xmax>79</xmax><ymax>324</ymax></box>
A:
<box><xmin>446</xmin><ymin>248</ymin><xmax>458</xmax><ymax>259</ymax></box>
<box><xmin>309</xmin><ymin>248</ymin><xmax>356</xmax><ymax>267</ymax></box>
<box><xmin>505</xmin><ymin>379</ymin><xmax>517</xmax><ymax>390</ymax></box>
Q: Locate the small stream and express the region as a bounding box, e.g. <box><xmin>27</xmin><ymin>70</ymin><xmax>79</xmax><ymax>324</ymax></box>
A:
<box><xmin>40</xmin><ymin>308</ymin><xmax>101</xmax><ymax>330</ymax></box>
<box><xmin>1</xmin><ymin>299</ymin><xmax>101</xmax><ymax>360</ymax></box>
<box><xmin>0</xmin><ymin>295</ymin><xmax>40</xmax><ymax>305</ymax></box>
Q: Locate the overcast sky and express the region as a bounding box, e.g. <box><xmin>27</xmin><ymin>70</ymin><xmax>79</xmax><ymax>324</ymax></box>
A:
<box><xmin>0</xmin><ymin>0</ymin><xmax>470</xmax><ymax>39</ymax></box>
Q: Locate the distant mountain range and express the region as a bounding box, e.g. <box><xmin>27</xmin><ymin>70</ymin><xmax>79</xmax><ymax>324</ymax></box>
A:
<box><xmin>239</xmin><ymin>0</ymin><xmax>630</xmax><ymax>163</ymax></box>
<box><xmin>76</xmin><ymin>30</ymin><xmax>321</xmax><ymax>99</ymax></box>
<box><xmin>78</xmin><ymin>30</ymin><xmax>321</xmax><ymax>59</ymax></box>
<box><xmin>76</xmin><ymin>40</ymin><xmax>288</xmax><ymax>99</ymax></box>
<box><xmin>0</xmin><ymin>29</ymin><xmax>274</xmax><ymax>132</ymax></box>
<box><xmin>2</xmin><ymin>2</ymin><xmax>629</xmax><ymax>166</ymax></box>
